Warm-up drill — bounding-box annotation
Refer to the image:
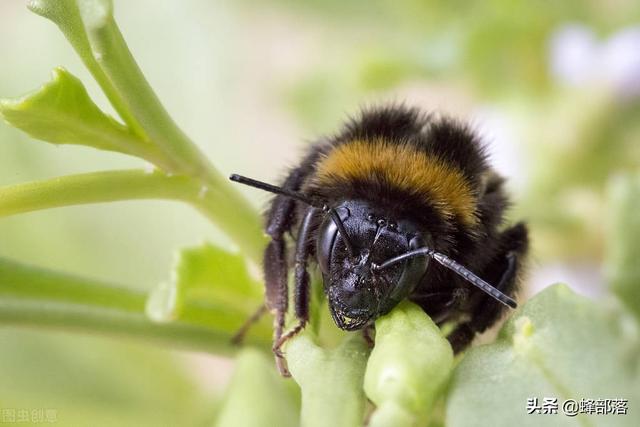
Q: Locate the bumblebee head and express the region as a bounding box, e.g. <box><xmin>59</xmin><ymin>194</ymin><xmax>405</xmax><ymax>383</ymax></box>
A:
<box><xmin>230</xmin><ymin>173</ymin><xmax>517</xmax><ymax>332</ymax></box>
<box><xmin>317</xmin><ymin>200</ymin><xmax>428</xmax><ymax>330</ymax></box>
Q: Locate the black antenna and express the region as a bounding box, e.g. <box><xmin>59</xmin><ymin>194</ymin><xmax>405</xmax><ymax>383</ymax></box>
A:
<box><xmin>230</xmin><ymin>174</ymin><xmax>356</xmax><ymax>257</ymax></box>
<box><xmin>327</xmin><ymin>209</ymin><xmax>355</xmax><ymax>257</ymax></box>
<box><xmin>373</xmin><ymin>247</ymin><xmax>517</xmax><ymax>309</ymax></box>
<box><xmin>230</xmin><ymin>174</ymin><xmax>320</xmax><ymax>207</ymax></box>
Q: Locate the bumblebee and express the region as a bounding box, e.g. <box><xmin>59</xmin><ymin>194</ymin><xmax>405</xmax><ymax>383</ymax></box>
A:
<box><xmin>231</xmin><ymin>105</ymin><xmax>529</xmax><ymax>376</ymax></box>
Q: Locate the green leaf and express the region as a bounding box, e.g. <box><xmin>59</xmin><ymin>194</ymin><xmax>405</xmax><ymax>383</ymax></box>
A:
<box><xmin>0</xmin><ymin>255</ymin><xmax>243</xmax><ymax>356</ymax></box>
<box><xmin>447</xmin><ymin>284</ymin><xmax>640</xmax><ymax>427</ymax></box>
<box><xmin>27</xmin><ymin>0</ymin><xmax>145</xmax><ymax>136</ymax></box>
<box><xmin>214</xmin><ymin>349</ymin><xmax>299</xmax><ymax>427</ymax></box>
<box><xmin>30</xmin><ymin>0</ymin><xmax>216</xmax><ymax>180</ymax></box>
<box><xmin>0</xmin><ymin>67</ymin><xmax>168</xmax><ymax>165</ymax></box>
<box><xmin>287</xmin><ymin>333</ymin><xmax>370</xmax><ymax>427</ymax></box>
<box><xmin>173</xmin><ymin>243</ymin><xmax>262</xmax><ymax>312</ymax></box>
<box><xmin>606</xmin><ymin>173</ymin><xmax>640</xmax><ymax>321</ymax></box>
<box><xmin>146</xmin><ymin>243</ymin><xmax>271</xmax><ymax>349</ymax></box>
<box><xmin>364</xmin><ymin>301</ymin><xmax>453</xmax><ymax>427</ymax></box>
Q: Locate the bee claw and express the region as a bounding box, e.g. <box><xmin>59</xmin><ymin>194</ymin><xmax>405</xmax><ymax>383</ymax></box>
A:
<box><xmin>274</xmin><ymin>354</ymin><xmax>291</xmax><ymax>377</ymax></box>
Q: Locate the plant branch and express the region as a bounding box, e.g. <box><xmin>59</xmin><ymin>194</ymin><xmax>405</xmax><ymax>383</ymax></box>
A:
<box><xmin>87</xmin><ymin>13</ymin><xmax>211</xmax><ymax>177</ymax></box>
<box><xmin>25</xmin><ymin>1</ymin><xmax>266</xmax><ymax>263</ymax></box>
<box><xmin>34</xmin><ymin>0</ymin><xmax>229</xmax><ymax>190</ymax></box>
<box><xmin>0</xmin><ymin>256</ymin><xmax>270</xmax><ymax>353</ymax></box>
<box><xmin>83</xmin><ymin>13</ymin><xmax>268</xmax><ymax>258</ymax></box>
<box><xmin>0</xmin><ymin>169</ymin><xmax>266</xmax><ymax>264</ymax></box>
<box><xmin>0</xmin><ymin>170</ymin><xmax>192</xmax><ymax>216</ymax></box>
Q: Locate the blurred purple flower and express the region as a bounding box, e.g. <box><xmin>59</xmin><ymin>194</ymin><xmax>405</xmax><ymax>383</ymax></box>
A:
<box><xmin>549</xmin><ymin>24</ymin><xmax>640</xmax><ymax>98</ymax></box>
<box><xmin>549</xmin><ymin>24</ymin><xmax>597</xmax><ymax>87</ymax></box>
<box><xmin>602</xmin><ymin>27</ymin><xmax>640</xmax><ymax>98</ymax></box>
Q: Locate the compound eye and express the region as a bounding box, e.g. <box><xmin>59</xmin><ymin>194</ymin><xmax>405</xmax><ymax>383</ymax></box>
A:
<box><xmin>316</xmin><ymin>207</ymin><xmax>350</xmax><ymax>274</ymax></box>
<box><xmin>388</xmin><ymin>234</ymin><xmax>429</xmax><ymax>299</ymax></box>
<box><xmin>408</xmin><ymin>234</ymin><xmax>429</xmax><ymax>269</ymax></box>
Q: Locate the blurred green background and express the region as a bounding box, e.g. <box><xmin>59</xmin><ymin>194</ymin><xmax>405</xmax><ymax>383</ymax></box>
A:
<box><xmin>0</xmin><ymin>0</ymin><xmax>639</xmax><ymax>425</ymax></box>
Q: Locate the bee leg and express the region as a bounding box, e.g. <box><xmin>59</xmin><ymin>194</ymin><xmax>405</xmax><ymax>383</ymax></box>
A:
<box><xmin>263</xmin><ymin>236</ymin><xmax>291</xmax><ymax>376</ymax></box>
<box><xmin>265</xmin><ymin>197</ymin><xmax>305</xmax><ymax>373</ymax></box>
<box><xmin>241</xmin><ymin>148</ymin><xmax>326</xmax><ymax>374</ymax></box>
<box><xmin>410</xmin><ymin>287</ymin><xmax>470</xmax><ymax>324</ymax></box>
<box><xmin>470</xmin><ymin>223</ymin><xmax>528</xmax><ymax>331</ymax></box>
<box><xmin>447</xmin><ymin>324</ymin><xmax>475</xmax><ymax>353</ymax></box>
<box><xmin>447</xmin><ymin>223</ymin><xmax>528</xmax><ymax>353</ymax></box>
<box><xmin>231</xmin><ymin>303</ymin><xmax>268</xmax><ymax>345</ymax></box>
<box><xmin>231</xmin><ymin>156</ymin><xmax>321</xmax><ymax>373</ymax></box>
<box><xmin>362</xmin><ymin>326</ymin><xmax>375</xmax><ymax>348</ymax></box>
<box><xmin>230</xmin><ymin>233</ymin><xmax>290</xmax><ymax>373</ymax></box>
<box><xmin>446</xmin><ymin>253</ymin><xmax>517</xmax><ymax>353</ymax></box>
<box><xmin>272</xmin><ymin>207</ymin><xmax>320</xmax><ymax>366</ymax></box>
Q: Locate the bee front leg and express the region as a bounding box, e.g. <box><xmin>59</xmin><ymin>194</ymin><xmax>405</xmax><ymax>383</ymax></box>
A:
<box><xmin>230</xmin><ymin>303</ymin><xmax>267</xmax><ymax>345</ymax></box>
<box><xmin>256</xmin><ymin>187</ymin><xmax>299</xmax><ymax>376</ymax></box>
<box><xmin>231</xmin><ymin>218</ymin><xmax>290</xmax><ymax>376</ymax></box>
<box><xmin>263</xmin><ymin>237</ymin><xmax>291</xmax><ymax>376</ymax></box>
<box><xmin>272</xmin><ymin>207</ymin><xmax>320</xmax><ymax>364</ymax></box>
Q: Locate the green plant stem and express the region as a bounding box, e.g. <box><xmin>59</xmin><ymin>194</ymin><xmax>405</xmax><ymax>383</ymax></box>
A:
<box><xmin>26</xmin><ymin>1</ymin><xmax>265</xmax><ymax>263</ymax></box>
<box><xmin>25</xmin><ymin>0</ymin><xmax>243</xmax><ymax>194</ymax></box>
<box><xmin>0</xmin><ymin>169</ymin><xmax>195</xmax><ymax>216</ymax></box>
<box><xmin>27</xmin><ymin>0</ymin><xmax>146</xmax><ymax>138</ymax></box>
<box><xmin>0</xmin><ymin>299</ymin><xmax>236</xmax><ymax>354</ymax></box>
<box><xmin>194</xmin><ymin>182</ymin><xmax>268</xmax><ymax>266</ymax></box>
<box><xmin>87</xmin><ymin>14</ymin><xmax>210</xmax><ymax>177</ymax></box>
<box><xmin>0</xmin><ymin>256</ymin><xmax>270</xmax><ymax>353</ymax></box>
<box><xmin>85</xmin><ymin>15</ymin><xmax>265</xmax><ymax>255</ymax></box>
<box><xmin>0</xmin><ymin>169</ymin><xmax>266</xmax><ymax>264</ymax></box>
